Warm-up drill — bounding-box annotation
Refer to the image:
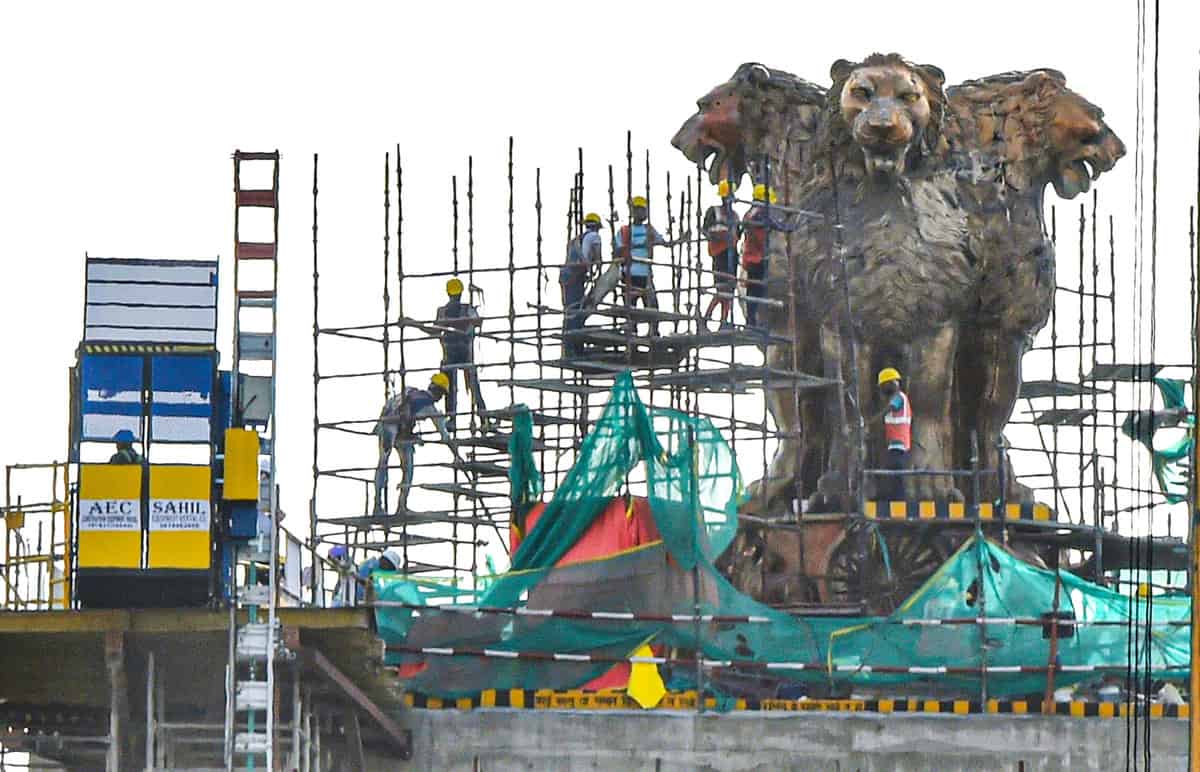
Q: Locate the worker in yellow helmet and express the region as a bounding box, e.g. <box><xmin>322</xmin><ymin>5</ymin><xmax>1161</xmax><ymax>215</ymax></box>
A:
<box><xmin>741</xmin><ymin>182</ymin><xmax>795</xmax><ymax>328</ymax></box>
<box><xmin>561</xmin><ymin>212</ymin><xmax>605</xmax><ymax>354</ymax></box>
<box><xmin>373</xmin><ymin>372</ymin><xmax>457</xmax><ymax>515</ymax></box>
<box><xmin>436</xmin><ymin>277</ymin><xmax>490</xmax><ymax>433</ymax></box>
<box><xmin>872</xmin><ymin>367</ymin><xmax>912</xmax><ymax>502</ymax></box>
<box><xmin>701</xmin><ymin>180</ymin><xmax>742</xmax><ymax>330</ymax></box>
<box><xmin>613</xmin><ymin>195</ymin><xmax>689</xmax><ymax>334</ymax></box>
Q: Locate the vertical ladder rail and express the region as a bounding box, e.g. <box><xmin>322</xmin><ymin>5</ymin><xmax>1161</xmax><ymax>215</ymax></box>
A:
<box><xmin>226</xmin><ymin>150</ymin><xmax>282</xmax><ymax>771</ymax></box>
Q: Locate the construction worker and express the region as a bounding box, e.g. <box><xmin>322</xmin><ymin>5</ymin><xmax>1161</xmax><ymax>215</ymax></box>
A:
<box><xmin>109</xmin><ymin>429</ymin><xmax>142</xmax><ymax>464</ymax></box>
<box><xmin>561</xmin><ymin>212</ymin><xmax>604</xmax><ymax>353</ymax></box>
<box><xmin>613</xmin><ymin>196</ymin><xmax>688</xmax><ymax>334</ymax></box>
<box><xmin>374</xmin><ymin>372</ymin><xmax>457</xmax><ymax>516</ymax></box>
<box><xmin>436</xmin><ymin>278</ymin><xmax>489</xmax><ymax>432</ymax></box>
<box><xmin>874</xmin><ymin>367</ymin><xmax>912</xmax><ymax>501</ymax></box>
<box><xmin>328</xmin><ymin>545</ymin><xmax>358</xmax><ymax>607</ymax></box>
<box><xmin>741</xmin><ymin>184</ymin><xmax>794</xmax><ymax>329</ymax></box>
<box><xmin>701</xmin><ymin>180</ymin><xmax>741</xmax><ymax>330</ymax></box>
<box><xmin>356</xmin><ymin>548</ymin><xmax>402</xmax><ymax>601</ymax></box>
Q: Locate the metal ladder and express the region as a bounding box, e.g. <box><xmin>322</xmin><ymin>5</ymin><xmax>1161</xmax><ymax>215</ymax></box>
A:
<box><xmin>224</xmin><ymin>150</ymin><xmax>284</xmax><ymax>771</ymax></box>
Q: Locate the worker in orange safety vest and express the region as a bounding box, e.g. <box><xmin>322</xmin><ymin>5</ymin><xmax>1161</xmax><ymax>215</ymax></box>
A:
<box><xmin>874</xmin><ymin>367</ymin><xmax>912</xmax><ymax>501</ymax></box>
<box><xmin>740</xmin><ymin>184</ymin><xmax>795</xmax><ymax>328</ymax></box>
<box><xmin>701</xmin><ymin>179</ymin><xmax>741</xmax><ymax>330</ymax></box>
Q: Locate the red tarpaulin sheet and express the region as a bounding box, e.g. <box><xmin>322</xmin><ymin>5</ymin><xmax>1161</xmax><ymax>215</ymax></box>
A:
<box><xmin>510</xmin><ymin>496</ymin><xmax>661</xmax><ymax>561</ymax></box>
<box><xmin>511</xmin><ymin>496</ymin><xmax>663</xmax><ymax>689</ymax></box>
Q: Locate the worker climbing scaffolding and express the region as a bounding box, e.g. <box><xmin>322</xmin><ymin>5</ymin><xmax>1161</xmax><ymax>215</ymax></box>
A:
<box><xmin>436</xmin><ymin>277</ymin><xmax>490</xmax><ymax>432</ymax></box>
<box><xmin>374</xmin><ymin>371</ymin><xmax>458</xmax><ymax>515</ymax></box>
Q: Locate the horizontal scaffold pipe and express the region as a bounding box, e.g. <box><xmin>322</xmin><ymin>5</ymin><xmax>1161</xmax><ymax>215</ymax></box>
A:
<box><xmin>370</xmin><ymin>602</ymin><xmax>771</xmax><ymax>624</ymax></box>
<box><xmin>865</xmin><ymin>467</ymin><xmax>998</xmax><ymax>478</ymax></box>
<box><xmin>897</xmin><ymin>617</ymin><xmax>1187</xmax><ymax>628</ymax></box>
<box><xmin>387</xmin><ymin>645</ymin><xmax>1183</xmax><ymax>675</ymax></box>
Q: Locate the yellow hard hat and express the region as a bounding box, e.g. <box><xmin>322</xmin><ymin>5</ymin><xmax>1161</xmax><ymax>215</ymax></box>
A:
<box><xmin>717</xmin><ymin>180</ymin><xmax>736</xmax><ymax>198</ymax></box>
<box><xmin>583</xmin><ymin>212</ymin><xmax>602</xmax><ymax>225</ymax></box>
<box><xmin>877</xmin><ymin>367</ymin><xmax>901</xmax><ymax>386</ymax></box>
<box><xmin>446</xmin><ymin>277</ymin><xmax>464</xmax><ymax>296</ymax></box>
<box><xmin>752</xmin><ymin>184</ymin><xmax>778</xmax><ymax>204</ymax></box>
<box><xmin>430</xmin><ymin>372</ymin><xmax>451</xmax><ymax>391</ymax></box>
<box><xmin>631</xmin><ymin>195</ymin><xmax>648</xmax><ymax>208</ymax></box>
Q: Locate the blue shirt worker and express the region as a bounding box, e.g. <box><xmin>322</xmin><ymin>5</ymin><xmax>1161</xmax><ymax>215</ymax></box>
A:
<box><xmin>355</xmin><ymin>548</ymin><xmax>401</xmax><ymax>603</ymax></box>
<box><xmin>374</xmin><ymin>373</ymin><xmax>456</xmax><ymax>516</ymax></box>
<box><xmin>436</xmin><ymin>278</ymin><xmax>489</xmax><ymax>433</ymax></box>
<box><xmin>613</xmin><ymin>196</ymin><xmax>687</xmax><ymax>334</ymax></box>
<box><xmin>328</xmin><ymin>545</ymin><xmax>358</xmax><ymax>607</ymax></box>
<box><xmin>561</xmin><ymin>213</ymin><xmax>604</xmax><ymax>353</ymax></box>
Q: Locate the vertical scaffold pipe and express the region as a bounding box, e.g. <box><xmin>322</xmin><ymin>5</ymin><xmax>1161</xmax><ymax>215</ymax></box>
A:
<box><xmin>311</xmin><ymin>153</ymin><xmax>320</xmax><ymax>597</ymax></box>
<box><xmin>397</xmin><ymin>147</ymin><xmax>406</xmax><ymax>395</ymax></box>
<box><xmin>1077</xmin><ymin>204</ymin><xmax>1086</xmax><ymax>521</ymax></box>
<box><xmin>451</xmin><ymin>175</ymin><xmax>461</xmax><ymax>579</ymax></box>
<box><xmin>468</xmin><ymin>156</ymin><xmax>480</xmax><ymax>581</ymax></box>
<box><xmin>535</xmin><ymin>168</ymin><xmax>547</xmax><ymax>503</ymax></box>
<box><xmin>383</xmin><ymin>154</ymin><xmax>391</xmax><ymax>406</ymax></box>
<box><xmin>1187</xmin><ymin>58</ymin><xmax>1200</xmax><ymax>771</ymax></box>
<box><xmin>397</xmin><ymin>147</ymin><xmax>409</xmax><ymax>569</ymax></box>
<box><xmin>507</xmin><ymin>138</ymin><xmax>516</xmax><ymax>408</ymax></box>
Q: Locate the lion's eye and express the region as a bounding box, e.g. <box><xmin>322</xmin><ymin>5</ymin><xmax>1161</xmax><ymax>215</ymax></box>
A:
<box><xmin>901</xmin><ymin>92</ymin><xmax>921</xmax><ymax>103</ymax></box>
<box><xmin>851</xmin><ymin>87</ymin><xmax>871</xmax><ymax>100</ymax></box>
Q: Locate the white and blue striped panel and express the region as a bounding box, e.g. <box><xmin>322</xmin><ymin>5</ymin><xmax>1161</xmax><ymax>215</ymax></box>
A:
<box><xmin>80</xmin><ymin>355</ymin><xmax>143</xmax><ymax>442</ymax></box>
<box><xmin>149</xmin><ymin>355</ymin><xmax>214</xmax><ymax>443</ymax></box>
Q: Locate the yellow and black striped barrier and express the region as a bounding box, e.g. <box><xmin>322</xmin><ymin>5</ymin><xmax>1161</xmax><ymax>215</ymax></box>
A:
<box><xmin>81</xmin><ymin>343</ymin><xmax>215</xmax><ymax>354</ymax></box>
<box><xmin>862</xmin><ymin>500</ymin><xmax>1053</xmax><ymax>522</ymax></box>
<box><xmin>404</xmin><ymin>690</ymin><xmax>1185</xmax><ymax>718</ymax></box>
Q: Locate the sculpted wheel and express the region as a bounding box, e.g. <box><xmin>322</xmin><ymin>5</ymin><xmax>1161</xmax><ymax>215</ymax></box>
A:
<box><xmin>825</xmin><ymin>523</ymin><xmax>963</xmax><ymax>615</ymax></box>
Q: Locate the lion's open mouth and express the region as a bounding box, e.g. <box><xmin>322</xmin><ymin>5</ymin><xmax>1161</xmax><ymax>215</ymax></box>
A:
<box><xmin>861</xmin><ymin>145</ymin><xmax>908</xmax><ymax>180</ymax></box>
<box><xmin>693</xmin><ymin>143</ymin><xmax>746</xmax><ymax>186</ymax></box>
<box><xmin>1053</xmin><ymin>158</ymin><xmax>1098</xmax><ymax>198</ymax></box>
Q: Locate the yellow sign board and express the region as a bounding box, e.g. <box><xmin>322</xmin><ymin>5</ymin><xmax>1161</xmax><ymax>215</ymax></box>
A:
<box><xmin>78</xmin><ymin>464</ymin><xmax>143</xmax><ymax>569</ymax></box>
<box><xmin>148</xmin><ymin>466</ymin><xmax>211</xmax><ymax>569</ymax></box>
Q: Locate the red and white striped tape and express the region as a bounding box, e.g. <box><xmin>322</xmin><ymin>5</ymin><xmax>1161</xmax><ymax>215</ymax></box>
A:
<box><xmin>388</xmin><ymin>645</ymin><xmax>1183</xmax><ymax>675</ymax></box>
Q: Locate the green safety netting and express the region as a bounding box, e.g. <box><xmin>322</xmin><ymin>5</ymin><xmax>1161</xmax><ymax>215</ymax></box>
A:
<box><xmin>375</xmin><ymin>373</ymin><xmax>1190</xmax><ymax>699</ymax></box>
<box><xmin>1120</xmin><ymin>378</ymin><xmax>1193</xmax><ymax>504</ymax></box>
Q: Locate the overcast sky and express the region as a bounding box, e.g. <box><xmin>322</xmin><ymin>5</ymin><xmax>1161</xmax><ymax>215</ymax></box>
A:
<box><xmin>1</xmin><ymin>2</ymin><xmax>1197</xmax><ymax>561</ymax></box>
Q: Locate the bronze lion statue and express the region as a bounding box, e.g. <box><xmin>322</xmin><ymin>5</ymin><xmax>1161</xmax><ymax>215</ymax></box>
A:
<box><xmin>673</xmin><ymin>54</ymin><xmax>1124</xmax><ymax>512</ymax></box>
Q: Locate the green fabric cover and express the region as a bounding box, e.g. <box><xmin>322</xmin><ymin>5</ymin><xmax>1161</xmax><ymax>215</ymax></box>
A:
<box><xmin>375</xmin><ymin>373</ymin><xmax>1190</xmax><ymax>698</ymax></box>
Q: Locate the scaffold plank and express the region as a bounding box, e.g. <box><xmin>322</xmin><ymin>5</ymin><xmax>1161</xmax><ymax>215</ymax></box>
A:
<box><xmin>484</xmin><ymin>405</ymin><xmax>577</xmax><ymax>427</ymax></box>
<box><xmin>1019</xmin><ymin>380</ymin><xmax>1105</xmax><ymax>399</ymax></box>
<box><xmin>585</xmin><ymin>305</ymin><xmax>694</xmax><ymax>324</ymax></box>
<box><xmin>453</xmin><ymin>460</ymin><xmax>510</xmax><ymax>477</ymax></box>
<box><xmin>645</xmin><ymin>366</ymin><xmax>837</xmax><ymax>392</ymax></box>
<box><xmin>1031</xmin><ymin>407</ymin><xmax>1095</xmax><ymax>426</ymax></box>
<box><xmin>1083</xmin><ymin>363</ymin><xmax>1164</xmax><ymax>381</ymax></box>
<box><xmin>494</xmin><ymin>378</ymin><xmax>608</xmax><ymax>396</ymax></box>
<box><xmin>318</xmin><ymin>512</ymin><xmax>507</xmax><ymax>530</ymax></box>
<box><xmin>420</xmin><ymin>482</ymin><xmax>509</xmax><ymax>499</ymax></box>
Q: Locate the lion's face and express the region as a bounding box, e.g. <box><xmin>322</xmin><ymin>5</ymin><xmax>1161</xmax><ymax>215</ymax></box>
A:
<box><xmin>835</xmin><ymin>58</ymin><xmax>943</xmax><ymax>180</ymax></box>
<box><xmin>1043</xmin><ymin>85</ymin><xmax>1125</xmax><ymax>199</ymax></box>
<box><xmin>672</xmin><ymin>75</ymin><xmax>755</xmax><ymax>186</ymax></box>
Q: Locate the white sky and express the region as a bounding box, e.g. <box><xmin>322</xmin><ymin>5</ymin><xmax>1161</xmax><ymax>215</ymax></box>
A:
<box><xmin>1</xmin><ymin>2</ymin><xmax>1198</xmax><ymax>569</ymax></box>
